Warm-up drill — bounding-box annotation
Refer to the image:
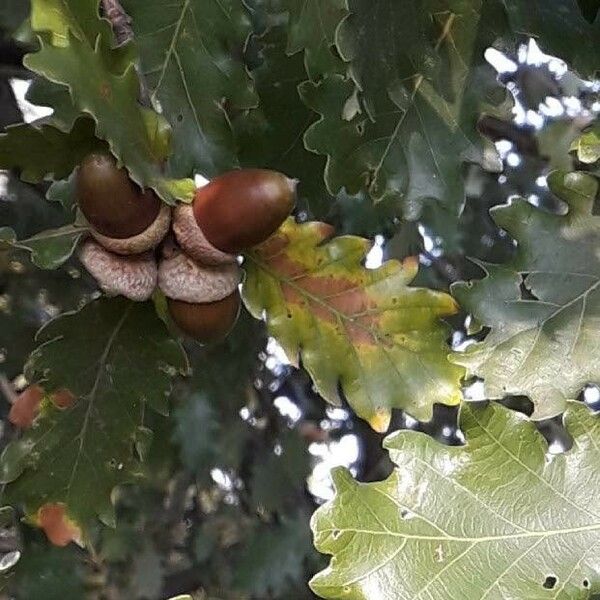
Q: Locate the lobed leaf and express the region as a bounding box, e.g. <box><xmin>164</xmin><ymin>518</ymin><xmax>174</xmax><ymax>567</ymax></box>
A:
<box><xmin>452</xmin><ymin>171</ymin><xmax>600</xmax><ymax>420</ymax></box>
<box><xmin>298</xmin><ymin>0</ymin><xmax>510</xmax><ymax>216</ymax></box>
<box><xmin>123</xmin><ymin>0</ymin><xmax>258</xmax><ymax>178</ymax></box>
<box><xmin>234</xmin><ymin>25</ymin><xmax>332</xmax><ymax>217</ymax></box>
<box><xmin>1</xmin><ymin>224</ymin><xmax>87</xmax><ymax>270</ymax></box>
<box><xmin>311</xmin><ymin>402</ymin><xmax>600</xmax><ymax>599</ymax></box>
<box><xmin>0</xmin><ymin>116</ymin><xmax>105</xmax><ymax>184</ymax></box>
<box><xmin>26</xmin><ymin>0</ymin><xmax>175</xmax><ymax>200</ymax></box>
<box><xmin>242</xmin><ymin>218</ymin><xmax>463</xmax><ymax>429</ymax></box>
<box><xmin>284</xmin><ymin>0</ymin><xmax>348</xmax><ymax>80</ymax></box>
<box><xmin>0</xmin><ymin>298</ymin><xmax>188</xmax><ymax>530</ymax></box>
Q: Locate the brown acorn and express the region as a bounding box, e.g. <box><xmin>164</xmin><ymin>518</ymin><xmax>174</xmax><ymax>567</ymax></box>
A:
<box><xmin>167</xmin><ymin>293</ymin><xmax>241</xmax><ymax>342</ymax></box>
<box><xmin>172</xmin><ymin>169</ymin><xmax>296</xmax><ymax>262</ymax></box>
<box><xmin>158</xmin><ymin>244</ymin><xmax>242</xmax><ymax>342</ymax></box>
<box><xmin>77</xmin><ymin>152</ymin><xmax>170</xmax><ymax>255</ymax></box>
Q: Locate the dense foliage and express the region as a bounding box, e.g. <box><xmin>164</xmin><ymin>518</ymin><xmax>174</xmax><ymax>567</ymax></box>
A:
<box><xmin>0</xmin><ymin>0</ymin><xmax>599</xmax><ymax>598</ymax></box>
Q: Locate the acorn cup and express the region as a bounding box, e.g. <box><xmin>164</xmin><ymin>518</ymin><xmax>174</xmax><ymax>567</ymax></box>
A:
<box><xmin>158</xmin><ymin>243</ymin><xmax>242</xmax><ymax>342</ymax></box>
<box><xmin>79</xmin><ymin>239</ymin><xmax>157</xmax><ymax>301</ymax></box>
<box><xmin>75</xmin><ymin>158</ymin><xmax>295</xmax><ymax>341</ymax></box>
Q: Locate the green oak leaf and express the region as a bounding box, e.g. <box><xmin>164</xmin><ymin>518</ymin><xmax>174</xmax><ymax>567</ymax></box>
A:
<box><xmin>300</xmin><ymin>0</ymin><xmax>509</xmax><ymax>216</ymax></box>
<box><xmin>234</xmin><ymin>25</ymin><xmax>332</xmax><ymax>218</ymax></box>
<box><xmin>26</xmin><ymin>0</ymin><xmax>175</xmax><ymax>200</ymax></box>
<box><xmin>0</xmin><ymin>117</ymin><xmax>105</xmax><ymax>183</ymax></box>
<box><xmin>242</xmin><ymin>218</ymin><xmax>463</xmax><ymax>429</ymax></box>
<box><xmin>284</xmin><ymin>0</ymin><xmax>348</xmax><ymax>80</ymax></box>
<box><xmin>13</xmin><ymin>544</ymin><xmax>85</xmax><ymax>600</ymax></box>
<box><xmin>311</xmin><ymin>402</ymin><xmax>600</xmax><ymax>599</ymax></box>
<box><xmin>2</xmin><ymin>223</ymin><xmax>86</xmax><ymax>270</ymax></box>
<box><xmin>0</xmin><ymin>298</ymin><xmax>188</xmax><ymax>530</ymax></box>
<box><xmin>452</xmin><ymin>171</ymin><xmax>600</xmax><ymax>420</ymax></box>
<box><xmin>29</xmin><ymin>0</ymin><xmax>134</xmax><ymax>73</ymax></box>
<box><xmin>26</xmin><ymin>77</ymin><xmax>80</xmax><ymax>131</ymax></box>
<box><xmin>46</xmin><ymin>171</ymin><xmax>76</xmax><ymax>212</ymax></box>
<box><xmin>123</xmin><ymin>0</ymin><xmax>258</xmax><ymax>178</ymax></box>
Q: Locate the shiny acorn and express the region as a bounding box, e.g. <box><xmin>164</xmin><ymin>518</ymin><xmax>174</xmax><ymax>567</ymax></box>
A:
<box><xmin>167</xmin><ymin>293</ymin><xmax>241</xmax><ymax>343</ymax></box>
<box><xmin>173</xmin><ymin>168</ymin><xmax>296</xmax><ymax>262</ymax></box>
<box><xmin>77</xmin><ymin>152</ymin><xmax>170</xmax><ymax>255</ymax></box>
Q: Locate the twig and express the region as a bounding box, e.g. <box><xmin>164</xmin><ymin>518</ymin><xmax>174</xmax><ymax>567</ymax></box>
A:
<box><xmin>477</xmin><ymin>115</ymin><xmax>539</xmax><ymax>157</ymax></box>
<box><xmin>100</xmin><ymin>0</ymin><xmax>133</xmax><ymax>47</ymax></box>
<box><xmin>99</xmin><ymin>0</ymin><xmax>152</xmax><ymax>108</ymax></box>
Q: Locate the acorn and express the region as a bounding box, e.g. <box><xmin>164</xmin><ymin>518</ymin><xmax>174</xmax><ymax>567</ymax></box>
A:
<box><xmin>173</xmin><ymin>169</ymin><xmax>296</xmax><ymax>263</ymax></box>
<box><xmin>77</xmin><ymin>152</ymin><xmax>170</xmax><ymax>255</ymax></box>
<box><xmin>79</xmin><ymin>239</ymin><xmax>157</xmax><ymax>301</ymax></box>
<box><xmin>158</xmin><ymin>245</ymin><xmax>242</xmax><ymax>342</ymax></box>
<box><xmin>167</xmin><ymin>293</ymin><xmax>241</xmax><ymax>343</ymax></box>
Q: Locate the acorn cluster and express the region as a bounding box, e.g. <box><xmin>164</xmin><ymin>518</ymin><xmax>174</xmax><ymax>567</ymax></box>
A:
<box><xmin>76</xmin><ymin>153</ymin><xmax>296</xmax><ymax>342</ymax></box>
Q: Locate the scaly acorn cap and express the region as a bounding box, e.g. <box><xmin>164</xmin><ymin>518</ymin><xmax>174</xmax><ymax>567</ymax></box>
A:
<box><xmin>158</xmin><ymin>246</ymin><xmax>241</xmax><ymax>304</ymax></box>
<box><xmin>88</xmin><ymin>203</ymin><xmax>171</xmax><ymax>256</ymax></box>
<box><xmin>172</xmin><ymin>202</ymin><xmax>236</xmax><ymax>265</ymax></box>
<box><xmin>79</xmin><ymin>239</ymin><xmax>157</xmax><ymax>301</ymax></box>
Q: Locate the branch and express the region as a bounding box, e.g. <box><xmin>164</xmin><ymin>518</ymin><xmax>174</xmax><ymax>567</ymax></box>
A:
<box><xmin>100</xmin><ymin>0</ymin><xmax>133</xmax><ymax>47</ymax></box>
<box><xmin>100</xmin><ymin>0</ymin><xmax>152</xmax><ymax>107</ymax></box>
<box><xmin>477</xmin><ymin>115</ymin><xmax>539</xmax><ymax>157</ymax></box>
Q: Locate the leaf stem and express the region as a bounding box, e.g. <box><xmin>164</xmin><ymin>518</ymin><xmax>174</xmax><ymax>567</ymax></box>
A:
<box><xmin>100</xmin><ymin>0</ymin><xmax>133</xmax><ymax>47</ymax></box>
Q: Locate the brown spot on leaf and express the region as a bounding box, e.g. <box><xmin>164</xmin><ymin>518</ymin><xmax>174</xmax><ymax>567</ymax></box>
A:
<box><xmin>37</xmin><ymin>503</ymin><xmax>82</xmax><ymax>547</ymax></box>
<box><xmin>256</xmin><ymin>232</ymin><xmax>289</xmax><ymax>257</ymax></box>
<box><xmin>327</xmin><ymin>287</ymin><xmax>376</xmax><ymax>315</ymax></box>
<box><xmin>9</xmin><ymin>385</ymin><xmax>44</xmax><ymax>428</ymax></box>
<box><xmin>282</xmin><ymin>284</ymin><xmax>303</xmax><ymax>306</ymax></box>
<box><xmin>99</xmin><ymin>82</ymin><xmax>111</xmax><ymax>100</ymax></box>
<box><xmin>300</xmin><ymin>274</ymin><xmax>359</xmax><ymax>298</ymax></box>
<box><xmin>51</xmin><ymin>389</ymin><xmax>76</xmax><ymax>410</ymax></box>
<box><xmin>315</xmin><ymin>222</ymin><xmax>335</xmax><ymax>240</ymax></box>
<box><xmin>342</xmin><ymin>317</ymin><xmax>377</xmax><ymax>345</ymax></box>
<box><xmin>268</xmin><ymin>253</ymin><xmax>306</xmax><ymax>278</ymax></box>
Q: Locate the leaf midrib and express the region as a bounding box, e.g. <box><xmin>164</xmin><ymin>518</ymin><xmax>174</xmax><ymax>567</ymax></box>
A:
<box><xmin>66</xmin><ymin>304</ymin><xmax>132</xmax><ymax>496</ymax></box>
<box><xmin>318</xmin><ymin>520</ymin><xmax>600</xmax><ymax>543</ymax></box>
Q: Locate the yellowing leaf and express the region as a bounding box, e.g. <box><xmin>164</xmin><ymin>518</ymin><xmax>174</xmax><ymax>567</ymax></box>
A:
<box><xmin>242</xmin><ymin>219</ymin><xmax>463</xmax><ymax>427</ymax></box>
<box><xmin>26</xmin><ymin>0</ymin><xmax>175</xmax><ymax>201</ymax></box>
